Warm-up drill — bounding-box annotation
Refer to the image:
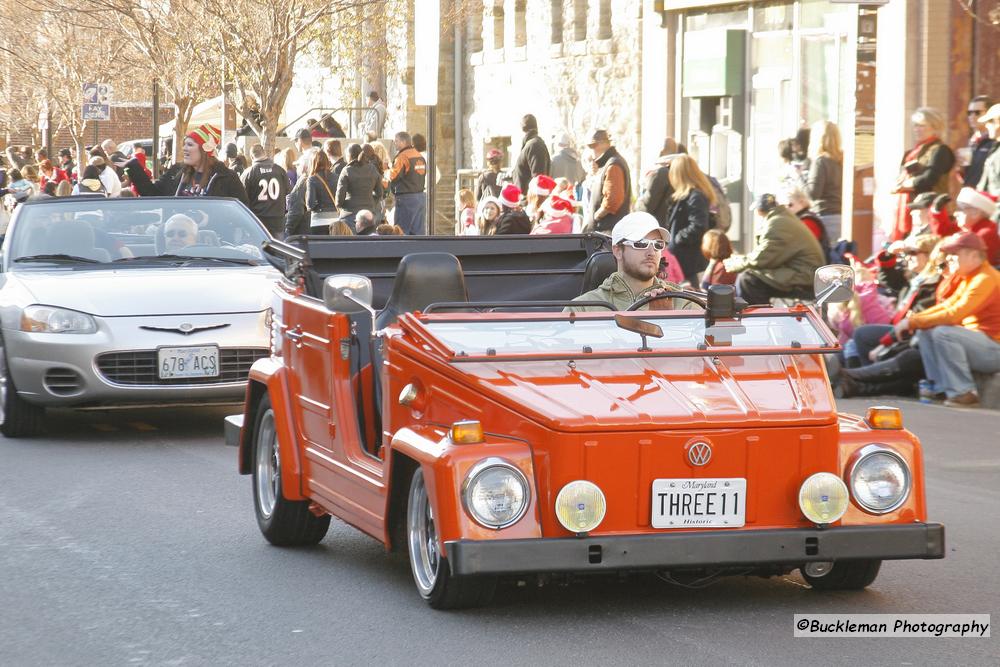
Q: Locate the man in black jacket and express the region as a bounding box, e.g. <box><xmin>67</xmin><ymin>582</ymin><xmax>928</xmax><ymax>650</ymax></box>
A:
<box><xmin>584</xmin><ymin>129</ymin><xmax>631</xmax><ymax>232</ymax></box>
<box><xmin>242</xmin><ymin>143</ymin><xmax>289</xmax><ymax>236</ymax></box>
<box><xmin>514</xmin><ymin>114</ymin><xmax>550</xmax><ymax>196</ymax></box>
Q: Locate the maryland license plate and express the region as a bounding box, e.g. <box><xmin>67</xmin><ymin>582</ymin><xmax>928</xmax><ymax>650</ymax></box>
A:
<box><xmin>157</xmin><ymin>346</ymin><xmax>220</xmax><ymax>379</ymax></box>
<box><xmin>651</xmin><ymin>478</ymin><xmax>746</xmax><ymax>528</ymax></box>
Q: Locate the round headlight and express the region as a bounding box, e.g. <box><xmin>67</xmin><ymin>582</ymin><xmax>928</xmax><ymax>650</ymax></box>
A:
<box><xmin>462</xmin><ymin>459</ymin><xmax>529</xmax><ymax>529</ymax></box>
<box><xmin>798</xmin><ymin>472</ymin><xmax>849</xmax><ymax>525</ymax></box>
<box><xmin>849</xmin><ymin>446</ymin><xmax>911</xmax><ymax>513</ymax></box>
<box><xmin>555</xmin><ymin>480</ymin><xmax>607</xmax><ymax>533</ymax></box>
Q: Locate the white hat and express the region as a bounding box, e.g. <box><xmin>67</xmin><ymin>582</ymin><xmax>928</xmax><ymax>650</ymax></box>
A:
<box><xmin>956</xmin><ymin>187</ymin><xmax>997</xmax><ymax>217</ymax></box>
<box><xmin>610</xmin><ymin>212</ymin><xmax>669</xmax><ymax>246</ymax></box>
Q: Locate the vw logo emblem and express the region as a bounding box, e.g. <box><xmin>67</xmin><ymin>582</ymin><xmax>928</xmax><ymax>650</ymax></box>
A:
<box><xmin>687</xmin><ymin>441</ymin><xmax>712</xmax><ymax>466</ymax></box>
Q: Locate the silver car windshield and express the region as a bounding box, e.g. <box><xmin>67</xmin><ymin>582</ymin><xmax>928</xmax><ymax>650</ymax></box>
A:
<box><xmin>423</xmin><ymin>314</ymin><xmax>829</xmax><ymax>358</ymax></box>
<box><xmin>7</xmin><ymin>199</ymin><xmax>268</xmax><ymax>266</ymax></box>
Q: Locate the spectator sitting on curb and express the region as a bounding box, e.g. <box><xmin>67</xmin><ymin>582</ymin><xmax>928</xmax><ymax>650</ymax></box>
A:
<box><xmin>954</xmin><ymin>187</ymin><xmax>1000</xmax><ymax>265</ymax></box>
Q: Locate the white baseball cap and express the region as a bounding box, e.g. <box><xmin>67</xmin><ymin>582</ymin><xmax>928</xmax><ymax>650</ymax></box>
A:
<box><xmin>611</xmin><ymin>212</ymin><xmax>669</xmax><ymax>246</ymax></box>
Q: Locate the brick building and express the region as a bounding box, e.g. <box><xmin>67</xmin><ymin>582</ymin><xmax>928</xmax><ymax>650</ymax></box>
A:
<box><xmin>3</xmin><ymin>102</ymin><xmax>173</xmax><ymax>154</ymax></box>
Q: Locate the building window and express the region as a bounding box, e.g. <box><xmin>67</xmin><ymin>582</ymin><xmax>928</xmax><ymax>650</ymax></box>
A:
<box><xmin>551</xmin><ymin>0</ymin><xmax>563</xmax><ymax>44</ymax></box>
<box><xmin>573</xmin><ymin>0</ymin><xmax>587</xmax><ymax>41</ymax></box>
<box><xmin>514</xmin><ymin>0</ymin><xmax>527</xmax><ymax>48</ymax></box>
<box><xmin>597</xmin><ymin>0</ymin><xmax>611</xmax><ymax>39</ymax></box>
<box><xmin>468</xmin><ymin>1</ymin><xmax>484</xmax><ymax>53</ymax></box>
<box><xmin>491</xmin><ymin>0</ymin><xmax>505</xmax><ymax>50</ymax></box>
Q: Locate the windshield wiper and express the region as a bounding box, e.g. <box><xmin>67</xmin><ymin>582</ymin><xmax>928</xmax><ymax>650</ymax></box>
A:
<box><xmin>15</xmin><ymin>253</ymin><xmax>102</xmax><ymax>264</ymax></box>
<box><xmin>112</xmin><ymin>254</ymin><xmax>258</xmax><ymax>266</ymax></box>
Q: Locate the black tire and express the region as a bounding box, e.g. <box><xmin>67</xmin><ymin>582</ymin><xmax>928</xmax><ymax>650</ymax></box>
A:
<box><xmin>251</xmin><ymin>394</ymin><xmax>330</xmax><ymax>546</ymax></box>
<box><xmin>0</xmin><ymin>337</ymin><xmax>45</xmax><ymax>438</ymax></box>
<box><xmin>802</xmin><ymin>559</ymin><xmax>882</xmax><ymax>590</ymax></box>
<box><xmin>406</xmin><ymin>467</ymin><xmax>496</xmax><ymax>609</ymax></box>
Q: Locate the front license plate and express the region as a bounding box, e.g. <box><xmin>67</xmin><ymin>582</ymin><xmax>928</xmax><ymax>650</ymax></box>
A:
<box><xmin>651</xmin><ymin>478</ymin><xmax>746</xmax><ymax>528</ymax></box>
<box><xmin>157</xmin><ymin>346</ymin><xmax>220</xmax><ymax>379</ymax></box>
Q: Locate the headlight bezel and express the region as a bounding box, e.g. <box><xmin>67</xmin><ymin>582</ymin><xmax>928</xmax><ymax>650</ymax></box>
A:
<box><xmin>847</xmin><ymin>444</ymin><xmax>911</xmax><ymax>514</ymax></box>
<box><xmin>20</xmin><ymin>304</ymin><xmax>98</xmax><ymax>334</ymax></box>
<box><xmin>461</xmin><ymin>457</ymin><xmax>530</xmax><ymax>530</ymax></box>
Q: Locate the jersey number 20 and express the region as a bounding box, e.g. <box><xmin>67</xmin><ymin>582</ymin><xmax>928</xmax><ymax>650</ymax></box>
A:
<box><xmin>257</xmin><ymin>177</ymin><xmax>281</xmax><ymax>201</ymax></box>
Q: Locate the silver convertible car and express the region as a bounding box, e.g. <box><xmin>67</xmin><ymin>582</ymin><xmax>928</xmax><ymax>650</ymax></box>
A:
<box><xmin>0</xmin><ymin>197</ymin><xmax>280</xmax><ymax>437</ymax></box>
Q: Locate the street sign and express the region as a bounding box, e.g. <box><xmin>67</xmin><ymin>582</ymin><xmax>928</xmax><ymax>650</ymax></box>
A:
<box><xmin>82</xmin><ymin>82</ymin><xmax>112</xmax><ymax>121</ymax></box>
<box><xmin>82</xmin><ymin>103</ymin><xmax>111</xmax><ymax>121</ymax></box>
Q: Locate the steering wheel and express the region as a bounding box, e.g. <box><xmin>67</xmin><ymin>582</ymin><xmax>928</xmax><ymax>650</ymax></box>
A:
<box><xmin>627</xmin><ymin>291</ymin><xmax>707</xmax><ymax>311</ymax></box>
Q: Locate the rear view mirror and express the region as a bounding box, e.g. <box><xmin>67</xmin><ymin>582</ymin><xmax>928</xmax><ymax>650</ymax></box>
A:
<box><xmin>814</xmin><ymin>265</ymin><xmax>854</xmax><ymax>306</ymax></box>
<box><xmin>324</xmin><ymin>275</ymin><xmax>373</xmax><ymax>314</ymax></box>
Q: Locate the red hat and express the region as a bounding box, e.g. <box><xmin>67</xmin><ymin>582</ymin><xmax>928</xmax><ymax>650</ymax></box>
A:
<box><xmin>941</xmin><ymin>231</ymin><xmax>987</xmax><ymax>254</ymax></box>
<box><xmin>186</xmin><ymin>124</ymin><xmax>222</xmax><ymax>156</ymax></box>
<box><xmin>529</xmin><ymin>174</ymin><xmax>556</xmax><ymax>196</ymax></box>
<box><xmin>499</xmin><ymin>184</ymin><xmax>521</xmax><ymax>208</ymax></box>
<box><xmin>542</xmin><ymin>193</ymin><xmax>574</xmax><ymax>217</ymax></box>
<box><xmin>485</xmin><ymin>148</ymin><xmax>503</xmax><ymax>162</ymax></box>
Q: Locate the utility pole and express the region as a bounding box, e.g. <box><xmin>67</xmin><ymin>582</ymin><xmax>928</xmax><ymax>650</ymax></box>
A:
<box><xmin>152</xmin><ymin>81</ymin><xmax>160</xmax><ymax>178</ymax></box>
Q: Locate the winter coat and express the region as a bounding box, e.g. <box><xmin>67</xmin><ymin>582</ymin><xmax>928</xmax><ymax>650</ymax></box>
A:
<box><xmin>531</xmin><ymin>213</ymin><xmax>573</xmax><ymax>235</ymax></box>
<box><xmin>494</xmin><ymin>207</ymin><xmax>531</xmax><ymax>235</ymax></box>
<box><xmin>566</xmin><ymin>273</ymin><xmax>682</xmax><ymax>313</ymax></box>
<box><xmin>306</xmin><ymin>171</ymin><xmax>338</xmax><ymax>212</ymax></box>
<box><xmin>964</xmin><ymin>133</ymin><xmax>994</xmax><ymax>188</ymax></box>
<box><xmin>586</xmin><ymin>147</ymin><xmax>631</xmax><ymax>232</ymax></box>
<box><xmin>666</xmin><ymin>188</ymin><xmax>711</xmax><ymax>281</ymax></box>
<box><xmin>635</xmin><ymin>161</ymin><xmax>674</xmax><ymax>228</ymax></box>
<box><xmin>284</xmin><ymin>176</ymin><xmax>309</xmax><ymax>237</ymax></box>
<box><xmin>976</xmin><ymin>141</ymin><xmax>1000</xmax><ymax>198</ymax></box>
<box><xmin>724</xmin><ymin>204</ymin><xmax>826</xmax><ymax>289</ymax></box>
<box><xmin>335</xmin><ymin>160</ymin><xmax>383</xmax><ymax>215</ymax></box>
<box><xmin>125</xmin><ymin>158</ymin><xmax>249</xmax><ymax>205</ymax></box>
<box><xmin>476</xmin><ymin>169</ymin><xmax>504</xmax><ymax>200</ymax></box>
<box><xmin>806</xmin><ymin>154</ymin><xmax>842</xmax><ymax>217</ymax></box>
<box><xmin>514</xmin><ymin>131</ymin><xmax>551</xmax><ymax>194</ymax></box>
<box><xmin>909</xmin><ymin>262</ymin><xmax>1000</xmax><ymax>341</ymax></box>
<box><xmin>906</xmin><ymin>139</ymin><xmax>955</xmax><ymax>196</ymax></box>
<box><xmin>550</xmin><ymin>147</ymin><xmax>585</xmax><ymax>185</ymax></box>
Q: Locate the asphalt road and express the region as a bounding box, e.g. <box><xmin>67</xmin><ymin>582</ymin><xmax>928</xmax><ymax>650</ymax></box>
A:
<box><xmin>1</xmin><ymin>399</ymin><xmax>997</xmax><ymax>666</ymax></box>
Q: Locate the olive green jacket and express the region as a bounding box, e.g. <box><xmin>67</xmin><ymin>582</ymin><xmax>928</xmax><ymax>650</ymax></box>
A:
<box><xmin>725</xmin><ymin>205</ymin><xmax>826</xmax><ymax>289</ymax></box>
<box><xmin>566</xmin><ymin>273</ymin><xmax>682</xmax><ymax>312</ymax></box>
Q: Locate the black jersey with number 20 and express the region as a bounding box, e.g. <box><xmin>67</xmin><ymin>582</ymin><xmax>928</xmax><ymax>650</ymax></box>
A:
<box><xmin>241</xmin><ymin>159</ymin><xmax>289</xmax><ymax>221</ymax></box>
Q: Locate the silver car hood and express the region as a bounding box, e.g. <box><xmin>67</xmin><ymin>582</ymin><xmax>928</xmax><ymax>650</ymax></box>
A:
<box><xmin>13</xmin><ymin>266</ymin><xmax>280</xmax><ymax>317</ymax></box>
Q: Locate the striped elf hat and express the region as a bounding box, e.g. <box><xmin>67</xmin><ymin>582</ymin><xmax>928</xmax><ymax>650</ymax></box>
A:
<box><xmin>187</xmin><ymin>124</ymin><xmax>222</xmax><ymax>156</ymax></box>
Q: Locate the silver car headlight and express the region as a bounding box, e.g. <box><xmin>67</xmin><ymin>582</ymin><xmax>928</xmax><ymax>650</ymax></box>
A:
<box><xmin>20</xmin><ymin>305</ymin><xmax>97</xmax><ymax>334</ymax></box>
<box><xmin>462</xmin><ymin>458</ymin><xmax>529</xmax><ymax>529</ymax></box>
<box><xmin>849</xmin><ymin>445</ymin><xmax>911</xmax><ymax>513</ymax></box>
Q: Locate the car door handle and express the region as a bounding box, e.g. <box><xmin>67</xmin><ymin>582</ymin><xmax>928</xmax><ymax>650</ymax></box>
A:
<box><xmin>284</xmin><ymin>327</ymin><xmax>303</xmax><ymax>342</ymax></box>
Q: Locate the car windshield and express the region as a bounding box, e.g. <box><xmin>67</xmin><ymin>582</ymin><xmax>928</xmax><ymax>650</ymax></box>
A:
<box><xmin>422</xmin><ymin>313</ymin><xmax>831</xmax><ymax>359</ymax></box>
<box><xmin>6</xmin><ymin>199</ymin><xmax>268</xmax><ymax>267</ymax></box>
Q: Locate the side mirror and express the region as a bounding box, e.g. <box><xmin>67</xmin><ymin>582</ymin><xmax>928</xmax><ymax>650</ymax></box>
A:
<box><xmin>814</xmin><ymin>265</ymin><xmax>854</xmax><ymax>306</ymax></box>
<box><xmin>323</xmin><ymin>275</ymin><xmax>373</xmax><ymax>314</ymax></box>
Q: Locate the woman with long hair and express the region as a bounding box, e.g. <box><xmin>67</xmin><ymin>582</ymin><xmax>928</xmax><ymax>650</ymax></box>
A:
<box><xmin>890</xmin><ymin>108</ymin><xmax>955</xmax><ymax>241</ymax></box>
<box><xmin>280</xmin><ymin>147</ymin><xmax>299</xmax><ymax>188</ymax></box>
<box><xmin>121</xmin><ymin>124</ymin><xmax>248</xmax><ymax>205</ymax></box>
<box><xmin>306</xmin><ymin>149</ymin><xmax>338</xmax><ymax>232</ymax></box>
<box><xmin>360</xmin><ymin>143</ymin><xmax>387</xmax><ymax>221</ymax></box>
<box><xmin>666</xmin><ymin>155</ymin><xmax>717</xmax><ymax>285</ymax></box>
<box><xmin>335</xmin><ymin>143</ymin><xmax>383</xmax><ymax>227</ymax></box>
<box><xmin>805</xmin><ymin>120</ymin><xmax>844</xmax><ymax>246</ymax></box>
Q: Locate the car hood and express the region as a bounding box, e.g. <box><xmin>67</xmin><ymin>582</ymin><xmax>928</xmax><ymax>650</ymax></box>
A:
<box><xmin>12</xmin><ymin>266</ymin><xmax>279</xmax><ymax>316</ymax></box>
<box><xmin>453</xmin><ymin>353</ymin><xmax>837</xmax><ymax>431</ymax></box>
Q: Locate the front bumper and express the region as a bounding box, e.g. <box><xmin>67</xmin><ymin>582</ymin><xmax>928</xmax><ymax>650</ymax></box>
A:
<box><xmin>445</xmin><ymin>523</ymin><xmax>945</xmax><ymax>576</ymax></box>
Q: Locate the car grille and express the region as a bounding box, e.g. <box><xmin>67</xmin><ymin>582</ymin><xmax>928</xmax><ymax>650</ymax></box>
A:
<box><xmin>96</xmin><ymin>348</ymin><xmax>268</xmax><ymax>386</ymax></box>
<box><xmin>44</xmin><ymin>368</ymin><xmax>84</xmax><ymax>396</ymax></box>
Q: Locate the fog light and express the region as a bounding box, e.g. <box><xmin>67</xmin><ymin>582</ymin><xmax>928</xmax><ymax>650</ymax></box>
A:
<box><xmin>798</xmin><ymin>472</ymin><xmax>849</xmax><ymax>525</ymax></box>
<box><xmin>555</xmin><ymin>480</ymin><xmax>607</xmax><ymax>533</ymax></box>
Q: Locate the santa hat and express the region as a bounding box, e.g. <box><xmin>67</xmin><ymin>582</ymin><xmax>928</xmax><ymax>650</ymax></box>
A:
<box><xmin>187</xmin><ymin>124</ymin><xmax>222</xmax><ymax>156</ymax></box>
<box><xmin>529</xmin><ymin>174</ymin><xmax>556</xmax><ymax>197</ymax></box>
<box><xmin>542</xmin><ymin>193</ymin><xmax>574</xmax><ymax>218</ymax></box>
<box><xmin>499</xmin><ymin>184</ymin><xmax>521</xmax><ymax>208</ymax></box>
<box><xmin>956</xmin><ymin>187</ymin><xmax>998</xmax><ymax>217</ymax></box>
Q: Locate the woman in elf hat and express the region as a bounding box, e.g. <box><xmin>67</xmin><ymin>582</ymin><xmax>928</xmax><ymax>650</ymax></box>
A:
<box><xmin>531</xmin><ymin>193</ymin><xmax>575</xmax><ymax>235</ymax></box>
<box><xmin>120</xmin><ymin>123</ymin><xmax>249</xmax><ymax>206</ymax></box>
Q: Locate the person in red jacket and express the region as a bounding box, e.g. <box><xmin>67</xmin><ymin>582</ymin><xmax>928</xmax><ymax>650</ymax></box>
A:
<box><xmin>955</xmin><ymin>187</ymin><xmax>1000</xmax><ymax>265</ymax></box>
<box><xmin>37</xmin><ymin>159</ymin><xmax>68</xmax><ymax>190</ymax></box>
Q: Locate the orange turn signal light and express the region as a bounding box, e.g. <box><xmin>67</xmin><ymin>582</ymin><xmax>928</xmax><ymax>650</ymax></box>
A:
<box><xmin>865</xmin><ymin>406</ymin><xmax>903</xmax><ymax>430</ymax></box>
<box><xmin>450</xmin><ymin>420</ymin><xmax>485</xmax><ymax>444</ymax></box>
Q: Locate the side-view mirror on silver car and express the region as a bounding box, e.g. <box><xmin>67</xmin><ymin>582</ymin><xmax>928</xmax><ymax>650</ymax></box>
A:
<box><xmin>324</xmin><ymin>274</ymin><xmax>374</xmax><ymax>314</ymax></box>
<box><xmin>813</xmin><ymin>265</ymin><xmax>855</xmax><ymax>306</ymax></box>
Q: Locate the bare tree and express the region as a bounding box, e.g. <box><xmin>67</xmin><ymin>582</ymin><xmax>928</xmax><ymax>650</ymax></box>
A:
<box><xmin>197</xmin><ymin>0</ymin><xmax>400</xmax><ymax>152</ymax></box>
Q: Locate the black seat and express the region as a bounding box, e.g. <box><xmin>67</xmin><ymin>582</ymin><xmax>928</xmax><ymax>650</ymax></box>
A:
<box><xmin>374</xmin><ymin>252</ymin><xmax>468</xmax><ymax>329</ymax></box>
<box><xmin>580</xmin><ymin>251</ymin><xmax>616</xmax><ymax>294</ymax></box>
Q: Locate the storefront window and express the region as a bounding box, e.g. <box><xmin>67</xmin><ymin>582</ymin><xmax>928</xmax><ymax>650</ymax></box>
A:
<box><xmin>685</xmin><ymin>5</ymin><xmax>748</xmax><ymax>32</ymax></box>
<box><xmin>749</xmin><ymin>33</ymin><xmax>795</xmax><ymax>195</ymax></box>
<box><xmin>754</xmin><ymin>1</ymin><xmax>792</xmax><ymax>32</ymax></box>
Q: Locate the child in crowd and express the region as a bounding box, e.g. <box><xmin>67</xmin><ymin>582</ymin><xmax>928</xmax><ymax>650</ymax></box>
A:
<box><xmin>531</xmin><ymin>193</ymin><xmax>575</xmax><ymax>234</ymax></box>
<box><xmin>700</xmin><ymin>229</ymin><xmax>737</xmax><ymax>289</ymax></box>
<box><xmin>455</xmin><ymin>188</ymin><xmax>478</xmax><ymax>235</ymax></box>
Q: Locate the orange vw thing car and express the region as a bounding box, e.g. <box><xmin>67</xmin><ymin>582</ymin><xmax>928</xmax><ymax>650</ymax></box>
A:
<box><xmin>227</xmin><ymin>235</ymin><xmax>944</xmax><ymax>609</ymax></box>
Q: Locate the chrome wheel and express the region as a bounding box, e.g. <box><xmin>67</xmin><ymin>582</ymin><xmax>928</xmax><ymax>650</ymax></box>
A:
<box><xmin>254</xmin><ymin>408</ymin><xmax>279</xmax><ymax>519</ymax></box>
<box><xmin>407</xmin><ymin>469</ymin><xmax>440</xmax><ymax>597</ymax></box>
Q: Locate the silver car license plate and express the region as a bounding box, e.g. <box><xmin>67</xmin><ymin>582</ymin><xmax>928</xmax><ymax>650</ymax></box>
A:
<box><xmin>157</xmin><ymin>345</ymin><xmax>220</xmax><ymax>379</ymax></box>
<box><xmin>651</xmin><ymin>478</ymin><xmax>746</xmax><ymax>528</ymax></box>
